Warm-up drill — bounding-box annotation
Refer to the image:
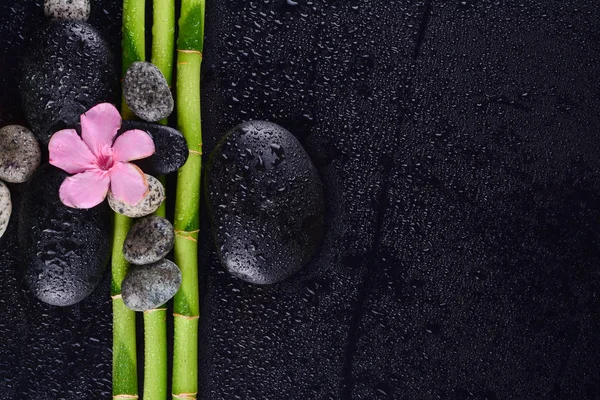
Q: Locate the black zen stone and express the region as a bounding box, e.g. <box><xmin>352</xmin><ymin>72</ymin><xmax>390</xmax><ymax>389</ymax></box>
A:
<box><xmin>20</xmin><ymin>21</ymin><xmax>117</xmax><ymax>145</ymax></box>
<box><xmin>121</xmin><ymin>121</ymin><xmax>189</xmax><ymax>174</ymax></box>
<box><xmin>18</xmin><ymin>164</ymin><xmax>111</xmax><ymax>306</ymax></box>
<box><xmin>205</xmin><ymin>121</ymin><xmax>325</xmax><ymax>285</ymax></box>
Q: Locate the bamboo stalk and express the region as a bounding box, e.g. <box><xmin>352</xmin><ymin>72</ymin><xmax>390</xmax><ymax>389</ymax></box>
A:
<box><xmin>112</xmin><ymin>214</ymin><xmax>138</xmax><ymax>399</ymax></box>
<box><xmin>114</xmin><ymin>0</ymin><xmax>146</xmax><ymax>398</ymax></box>
<box><xmin>142</xmin><ymin>306</ymin><xmax>168</xmax><ymax>400</ymax></box>
<box><xmin>121</xmin><ymin>0</ymin><xmax>146</xmax><ymax>120</ymax></box>
<box><xmin>172</xmin><ymin>0</ymin><xmax>205</xmax><ymax>398</ymax></box>
<box><xmin>142</xmin><ymin>1</ymin><xmax>175</xmax><ymax>399</ymax></box>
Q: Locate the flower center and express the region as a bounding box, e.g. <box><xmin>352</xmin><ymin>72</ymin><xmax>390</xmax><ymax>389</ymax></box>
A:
<box><xmin>96</xmin><ymin>153</ymin><xmax>114</xmax><ymax>171</ymax></box>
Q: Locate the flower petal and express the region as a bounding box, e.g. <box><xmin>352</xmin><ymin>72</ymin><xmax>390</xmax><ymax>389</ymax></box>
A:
<box><xmin>109</xmin><ymin>162</ymin><xmax>148</xmax><ymax>205</ymax></box>
<box><xmin>113</xmin><ymin>129</ymin><xmax>156</xmax><ymax>162</ymax></box>
<box><xmin>49</xmin><ymin>129</ymin><xmax>97</xmax><ymax>174</ymax></box>
<box><xmin>81</xmin><ymin>103</ymin><xmax>122</xmax><ymax>158</ymax></box>
<box><xmin>59</xmin><ymin>170</ymin><xmax>110</xmax><ymax>209</ymax></box>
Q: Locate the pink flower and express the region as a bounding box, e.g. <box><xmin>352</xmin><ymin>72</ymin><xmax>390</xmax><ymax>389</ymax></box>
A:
<box><xmin>48</xmin><ymin>103</ymin><xmax>155</xmax><ymax>209</ymax></box>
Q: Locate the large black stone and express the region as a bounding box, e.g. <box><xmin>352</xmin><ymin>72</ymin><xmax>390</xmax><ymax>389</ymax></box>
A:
<box><xmin>18</xmin><ymin>165</ymin><xmax>111</xmax><ymax>306</ymax></box>
<box><xmin>205</xmin><ymin>121</ymin><xmax>324</xmax><ymax>284</ymax></box>
<box><xmin>19</xmin><ymin>20</ymin><xmax>117</xmax><ymax>145</ymax></box>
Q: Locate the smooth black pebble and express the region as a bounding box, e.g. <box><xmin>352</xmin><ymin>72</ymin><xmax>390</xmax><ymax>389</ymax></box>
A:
<box><xmin>20</xmin><ymin>20</ymin><xmax>116</xmax><ymax>145</ymax></box>
<box><xmin>121</xmin><ymin>259</ymin><xmax>182</xmax><ymax>311</ymax></box>
<box><xmin>205</xmin><ymin>121</ymin><xmax>325</xmax><ymax>285</ymax></box>
<box><xmin>18</xmin><ymin>165</ymin><xmax>111</xmax><ymax>306</ymax></box>
<box><xmin>121</xmin><ymin>121</ymin><xmax>189</xmax><ymax>174</ymax></box>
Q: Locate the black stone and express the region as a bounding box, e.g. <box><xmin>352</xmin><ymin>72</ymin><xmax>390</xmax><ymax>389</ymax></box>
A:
<box><xmin>121</xmin><ymin>121</ymin><xmax>189</xmax><ymax>174</ymax></box>
<box><xmin>18</xmin><ymin>164</ymin><xmax>111</xmax><ymax>306</ymax></box>
<box><xmin>205</xmin><ymin>121</ymin><xmax>324</xmax><ymax>284</ymax></box>
<box><xmin>19</xmin><ymin>20</ymin><xmax>117</xmax><ymax>145</ymax></box>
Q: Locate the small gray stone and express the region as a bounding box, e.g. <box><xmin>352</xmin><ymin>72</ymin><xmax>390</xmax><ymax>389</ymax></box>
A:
<box><xmin>124</xmin><ymin>62</ymin><xmax>174</xmax><ymax>122</ymax></box>
<box><xmin>0</xmin><ymin>125</ymin><xmax>41</xmax><ymax>183</ymax></box>
<box><xmin>121</xmin><ymin>259</ymin><xmax>182</xmax><ymax>311</ymax></box>
<box><xmin>0</xmin><ymin>181</ymin><xmax>11</xmax><ymax>238</ymax></box>
<box><xmin>108</xmin><ymin>174</ymin><xmax>165</xmax><ymax>218</ymax></box>
<box><xmin>123</xmin><ymin>216</ymin><xmax>174</xmax><ymax>265</ymax></box>
<box><xmin>44</xmin><ymin>0</ymin><xmax>91</xmax><ymax>21</ymax></box>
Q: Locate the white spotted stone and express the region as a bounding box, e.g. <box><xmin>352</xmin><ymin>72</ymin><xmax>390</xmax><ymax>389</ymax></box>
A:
<box><xmin>0</xmin><ymin>125</ymin><xmax>41</xmax><ymax>183</ymax></box>
<box><xmin>122</xmin><ymin>259</ymin><xmax>182</xmax><ymax>311</ymax></box>
<box><xmin>0</xmin><ymin>181</ymin><xmax>11</xmax><ymax>238</ymax></box>
<box><xmin>108</xmin><ymin>174</ymin><xmax>165</xmax><ymax>218</ymax></box>
<box><xmin>124</xmin><ymin>62</ymin><xmax>174</xmax><ymax>122</ymax></box>
<box><xmin>44</xmin><ymin>0</ymin><xmax>91</xmax><ymax>21</ymax></box>
<box><xmin>123</xmin><ymin>216</ymin><xmax>174</xmax><ymax>265</ymax></box>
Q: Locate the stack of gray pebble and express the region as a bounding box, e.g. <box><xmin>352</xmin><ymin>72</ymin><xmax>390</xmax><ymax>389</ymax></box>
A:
<box><xmin>121</xmin><ymin>216</ymin><xmax>182</xmax><ymax>311</ymax></box>
<box><xmin>0</xmin><ymin>125</ymin><xmax>41</xmax><ymax>238</ymax></box>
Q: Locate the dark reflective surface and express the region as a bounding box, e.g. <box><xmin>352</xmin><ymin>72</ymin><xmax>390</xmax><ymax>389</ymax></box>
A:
<box><xmin>1</xmin><ymin>0</ymin><xmax>599</xmax><ymax>399</ymax></box>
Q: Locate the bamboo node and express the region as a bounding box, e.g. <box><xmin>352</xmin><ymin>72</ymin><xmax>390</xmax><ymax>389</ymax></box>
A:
<box><xmin>177</xmin><ymin>49</ymin><xmax>203</xmax><ymax>58</ymax></box>
<box><xmin>173</xmin><ymin>313</ymin><xmax>199</xmax><ymax>320</ymax></box>
<box><xmin>172</xmin><ymin>392</ymin><xmax>197</xmax><ymax>399</ymax></box>
<box><xmin>174</xmin><ymin>229</ymin><xmax>199</xmax><ymax>243</ymax></box>
<box><xmin>143</xmin><ymin>308</ymin><xmax>168</xmax><ymax>314</ymax></box>
<box><xmin>177</xmin><ymin>62</ymin><xmax>190</xmax><ymax>65</ymax></box>
<box><xmin>113</xmin><ymin>395</ymin><xmax>138</xmax><ymax>399</ymax></box>
<box><xmin>111</xmin><ymin>294</ymin><xmax>122</xmax><ymax>300</ymax></box>
<box><xmin>189</xmin><ymin>150</ymin><xmax>203</xmax><ymax>156</ymax></box>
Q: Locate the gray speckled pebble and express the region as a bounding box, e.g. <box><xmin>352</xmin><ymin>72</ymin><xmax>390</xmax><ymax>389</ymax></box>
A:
<box><xmin>0</xmin><ymin>181</ymin><xmax>11</xmax><ymax>238</ymax></box>
<box><xmin>44</xmin><ymin>0</ymin><xmax>91</xmax><ymax>21</ymax></box>
<box><xmin>123</xmin><ymin>216</ymin><xmax>174</xmax><ymax>265</ymax></box>
<box><xmin>108</xmin><ymin>174</ymin><xmax>165</xmax><ymax>218</ymax></box>
<box><xmin>121</xmin><ymin>259</ymin><xmax>182</xmax><ymax>311</ymax></box>
<box><xmin>0</xmin><ymin>125</ymin><xmax>41</xmax><ymax>183</ymax></box>
<box><xmin>124</xmin><ymin>62</ymin><xmax>174</xmax><ymax>122</ymax></box>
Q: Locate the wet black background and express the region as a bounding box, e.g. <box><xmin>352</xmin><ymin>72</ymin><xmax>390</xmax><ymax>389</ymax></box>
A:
<box><xmin>1</xmin><ymin>0</ymin><xmax>600</xmax><ymax>399</ymax></box>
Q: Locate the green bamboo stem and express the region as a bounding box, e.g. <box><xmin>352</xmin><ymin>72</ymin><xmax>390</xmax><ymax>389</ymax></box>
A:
<box><xmin>172</xmin><ymin>0</ymin><xmax>205</xmax><ymax>398</ymax></box>
<box><xmin>111</xmin><ymin>214</ymin><xmax>138</xmax><ymax>399</ymax></box>
<box><xmin>142</xmin><ymin>2</ymin><xmax>175</xmax><ymax>398</ymax></box>
<box><xmin>142</xmin><ymin>307</ymin><xmax>168</xmax><ymax>400</ymax></box>
<box><xmin>152</xmin><ymin>0</ymin><xmax>175</xmax><ymax>88</ymax></box>
<box><xmin>143</xmin><ymin>175</ymin><xmax>168</xmax><ymax>400</ymax></box>
<box><xmin>121</xmin><ymin>0</ymin><xmax>146</xmax><ymax>120</ymax></box>
<box><xmin>114</xmin><ymin>0</ymin><xmax>146</xmax><ymax>398</ymax></box>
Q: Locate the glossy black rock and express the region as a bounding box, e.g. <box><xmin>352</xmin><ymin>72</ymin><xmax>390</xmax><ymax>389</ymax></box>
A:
<box><xmin>20</xmin><ymin>20</ymin><xmax>116</xmax><ymax>145</ymax></box>
<box><xmin>121</xmin><ymin>121</ymin><xmax>189</xmax><ymax>174</ymax></box>
<box><xmin>205</xmin><ymin>121</ymin><xmax>324</xmax><ymax>284</ymax></box>
<box><xmin>18</xmin><ymin>165</ymin><xmax>111</xmax><ymax>306</ymax></box>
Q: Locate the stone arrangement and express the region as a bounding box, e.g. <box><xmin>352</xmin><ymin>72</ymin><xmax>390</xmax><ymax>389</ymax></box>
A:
<box><xmin>4</xmin><ymin>0</ymin><xmax>325</xmax><ymax>309</ymax></box>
